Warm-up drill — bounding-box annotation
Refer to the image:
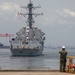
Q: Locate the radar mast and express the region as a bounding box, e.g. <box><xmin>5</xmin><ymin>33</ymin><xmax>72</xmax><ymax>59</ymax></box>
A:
<box><xmin>18</xmin><ymin>0</ymin><xmax>43</xmax><ymax>28</ymax></box>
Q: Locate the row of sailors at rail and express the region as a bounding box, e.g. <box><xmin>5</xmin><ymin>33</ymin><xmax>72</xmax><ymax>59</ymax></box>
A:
<box><xmin>11</xmin><ymin>34</ymin><xmax>45</xmax><ymax>43</ymax></box>
<box><xmin>10</xmin><ymin>44</ymin><xmax>41</xmax><ymax>49</ymax></box>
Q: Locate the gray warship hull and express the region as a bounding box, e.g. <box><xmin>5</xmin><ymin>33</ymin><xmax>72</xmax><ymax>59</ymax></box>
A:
<box><xmin>10</xmin><ymin>0</ymin><xmax>45</xmax><ymax>56</ymax></box>
<box><xmin>10</xmin><ymin>49</ymin><xmax>43</xmax><ymax>56</ymax></box>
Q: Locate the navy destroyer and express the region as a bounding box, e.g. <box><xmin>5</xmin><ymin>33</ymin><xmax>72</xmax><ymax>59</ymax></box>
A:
<box><xmin>10</xmin><ymin>0</ymin><xmax>45</xmax><ymax>56</ymax></box>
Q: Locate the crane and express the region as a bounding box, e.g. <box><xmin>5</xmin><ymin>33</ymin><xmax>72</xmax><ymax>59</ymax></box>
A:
<box><xmin>0</xmin><ymin>33</ymin><xmax>14</xmax><ymax>46</ymax></box>
<box><xmin>0</xmin><ymin>33</ymin><xmax>14</xmax><ymax>37</ymax></box>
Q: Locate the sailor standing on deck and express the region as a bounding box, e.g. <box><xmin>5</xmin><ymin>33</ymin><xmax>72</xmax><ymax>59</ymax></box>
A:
<box><xmin>59</xmin><ymin>46</ymin><xmax>68</xmax><ymax>72</ymax></box>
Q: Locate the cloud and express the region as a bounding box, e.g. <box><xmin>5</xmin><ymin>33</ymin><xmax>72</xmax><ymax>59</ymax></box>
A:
<box><xmin>0</xmin><ymin>3</ymin><xmax>19</xmax><ymax>12</ymax></box>
<box><xmin>49</xmin><ymin>8</ymin><xmax>75</xmax><ymax>28</ymax></box>
<box><xmin>45</xmin><ymin>18</ymin><xmax>53</xmax><ymax>25</ymax></box>
<box><xmin>0</xmin><ymin>2</ymin><xmax>20</xmax><ymax>22</ymax></box>
<box><xmin>55</xmin><ymin>8</ymin><xmax>75</xmax><ymax>17</ymax></box>
<box><xmin>44</xmin><ymin>16</ymin><xmax>75</xmax><ymax>32</ymax></box>
<box><xmin>44</xmin><ymin>17</ymin><xmax>69</xmax><ymax>26</ymax></box>
<box><xmin>63</xmin><ymin>9</ymin><xmax>75</xmax><ymax>17</ymax></box>
<box><xmin>45</xmin><ymin>9</ymin><xmax>75</xmax><ymax>26</ymax></box>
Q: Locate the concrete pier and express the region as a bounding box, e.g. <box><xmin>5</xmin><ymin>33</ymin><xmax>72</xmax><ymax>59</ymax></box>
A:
<box><xmin>0</xmin><ymin>71</ymin><xmax>74</xmax><ymax>75</ymax></box>
<box><xmin>0</xmin><ymin>70</ymin><xmax>74</xmax><ymax>75</ymax></box>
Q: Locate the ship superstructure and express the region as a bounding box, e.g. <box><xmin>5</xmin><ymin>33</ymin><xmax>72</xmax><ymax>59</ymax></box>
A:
<box><xmin>10</xmin><ymin>0</ymin><xmax>45</xmax><ymax>56</ymax></box>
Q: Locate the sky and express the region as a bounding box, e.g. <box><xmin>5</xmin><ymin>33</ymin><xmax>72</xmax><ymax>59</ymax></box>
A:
<box><xmin>0</xmin><ymin>0</ymin><xmax>75</xmax><ymax>47</ymax></box>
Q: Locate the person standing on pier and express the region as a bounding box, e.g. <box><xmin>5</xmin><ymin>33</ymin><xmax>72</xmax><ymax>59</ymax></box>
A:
<box><xmin>59</xmin><ymin>46</ymin><xmax>68</xmax><ymax>72</ymax></box>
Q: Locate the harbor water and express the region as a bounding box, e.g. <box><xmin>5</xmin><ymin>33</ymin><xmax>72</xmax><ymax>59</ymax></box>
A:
<box><xmin>0</xmin><ymin>48</ymin><xmax>75</xmax><ymax>70</ymax></box>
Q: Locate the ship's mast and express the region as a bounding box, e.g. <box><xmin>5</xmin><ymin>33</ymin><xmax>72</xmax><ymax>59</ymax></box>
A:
<box><xmin>19</xmin><ymin>0</ymin><xmax>43</xmax><ymax>28</ymax></box>
<box><xmin>28</xmin><ymin>0</ymin><xmax>33</xmax><ymax>28</ymax></box>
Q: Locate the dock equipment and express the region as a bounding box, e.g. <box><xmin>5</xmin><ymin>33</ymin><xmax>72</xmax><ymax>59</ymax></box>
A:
<box><xmin>66</xmin><ymin>56</ymin><xmax>75</xmax><ymax>73</ymax></box>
